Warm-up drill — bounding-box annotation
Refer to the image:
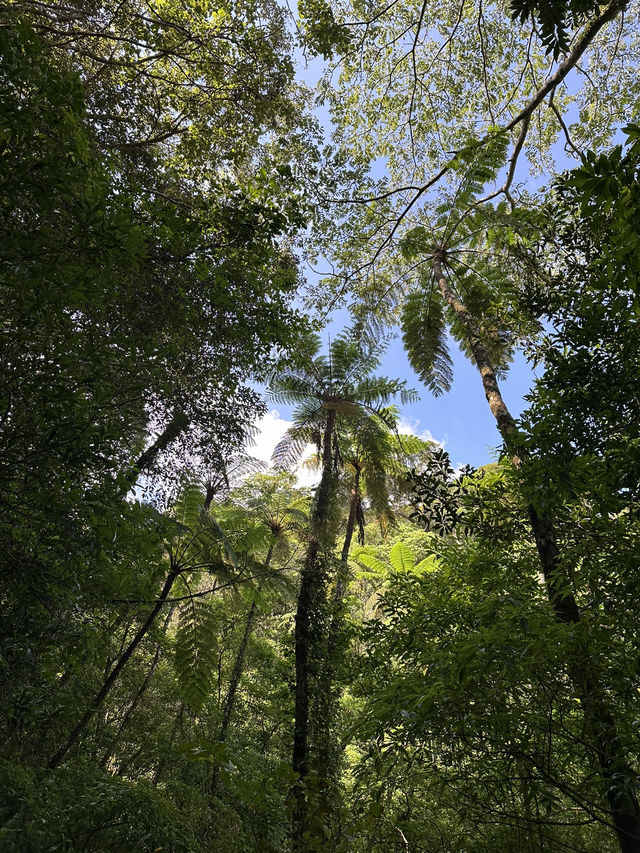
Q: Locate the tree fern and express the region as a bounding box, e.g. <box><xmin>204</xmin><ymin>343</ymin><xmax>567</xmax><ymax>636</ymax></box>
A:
<box><xmin>270</xmin><ymin>329</ymin><xmax>415</xmax><ymax>468</ymax></box>
<box><xmin>174</xmin><ymin>597</ymin><xmax>219</xmax><ymax>712</ymax></box>
<box><xmin>388</xmin><ymin>541</ymin><xmax>415</xmax><ymax>573</ymax></box>
<box><xmin>401</xmin><ymin>285</ymin><xmax>453</xmax><ymax>396</ymax></box>
<box><xmin>172</xmin><ymin>482</ymin><xmax>206</xmax><ymax>532</ymax></box>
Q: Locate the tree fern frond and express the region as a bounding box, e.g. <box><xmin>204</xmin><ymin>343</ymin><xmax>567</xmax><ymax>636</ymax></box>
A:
<box><xmin>198</xmin><ymin>511</ymin><xmax>241</xmax><ymax>571</ymax></box>
<box><xmin>354</xmin><ymin>549</ymin><xmax>388</xmax><ymax>576</ymax></box>
<box><xmin>350</xmin><ymin>305</ymin><xmax>398</xmax><ymax>345</ymax></box>
<box><xmin>439</xmin><ymin>131</ymin><xmax>510</xmax><ymax>237</ymax></box>
<box><xmin>267</xmin><ymin>373</ymin><xmax>323</xmax><ymax>406</ymax></box>
<box><xmin>173</xmin><ymin>483</ymin><xmax>206</xmax><ymax>531</ymax></box>
<box><xmin>272</xmin><ymin>428</ymin><xmax>314</xmax><ymax>471</ymax></box>
<box><xmin>400</xmin><ymin>226</ymin><xmax>432</xmax><ymax>261</ymax></box>
<box><xmin>401</xmin><ymin>287</ymin><xmax>453</xmax><ymax>396</ymax></box>
<box><xmin>352</xmin><ymin>376</ymin><xmax>411</xmax><ymax>407</ymax></box>
<box><xmin>174</xmin><ymin>597</ymin><xmax>219</xmax><ymax>712</ymax></box>
<box><xmin>362</xmin><ymin>464</ymin><xmax>393</xmax><ymax>527</ymax></box>
<box><xmin>447</xmin><ymin>262</ymin><xmax>516</xmax><ymax>376</ymax></box>
<box><xmin>388</xmin><ymin>541</ymin><xmax>415</xmax><ymax>573</ymax></box>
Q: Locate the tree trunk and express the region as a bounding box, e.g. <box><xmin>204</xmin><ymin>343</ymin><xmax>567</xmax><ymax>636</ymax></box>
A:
<box><xmin>125</xmin><ymin>410</ymin><xmax>189</xmax><ymax>490</ymax></box>
<box><xmin>316</xmin><ymin>468</ymin><xmax>362</xmax><ymax>790</ymax></box>
<box><xmin>291</xmin><ymin>407</ymin><xmax>337</xmax><ymax>852</ymax></box>
<box><xmin>100</xmin><ymin>605</ymin><xmax>175</xmax><ymax>770</ymax></box>
<box><xmin>48</xmin><ymin>566</ymin><xmax>180</xmax><ymax>768</ymax></box>
<box><xmin>210</xmin><ymin>541</ymin><xmax>275</xmax><ymax>797</ymax></box>
<box><xmin>336</xmin><ymin>466</ymin><xmax>361</xmax><ymax>599</ymax></box>
<box><xmin>220</xmin><ymin>542</ymin><xmax>274</xmax><ymax>741</ymax></box>
<box><xmin>434</xmin><ymin>256</ymin><xmax>640</xmax><ymax>852</ymax></box>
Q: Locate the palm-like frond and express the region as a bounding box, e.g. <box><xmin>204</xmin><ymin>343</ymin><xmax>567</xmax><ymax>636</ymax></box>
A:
<box><xmin>203</xmin><ymin>453</ymin><xmax>267</xmax><ymax>503</ymax></box>
<box><xmin>198</xmin><ymin>511</ymin><xmax>241</xmax><ymax>571</ymax></box>
<box><xmin>272</xmin><ymin>423</ymin><xmax>316</xmax><ymax>471</ymax></box>
<box><xmin>401</xmin><ymin>286</ymin><xmax>453</xmax><ymax>396</ymax></box>
<box><xmin>442</xmin><ymin>131</ymin><xmax>509</xmax><ymax>226</ymax></box>
<box><xmin>174</xmin><ymin>597</ymin><xmax>219</xmax><ymax>712</ymax></box>
<box><xmin>268</xmin><ymin>374</ymin><xmax>322</xmax><ymax>407</ymax></box>
<box><xmin>351</xmin><ymin>375</ymin><xmax>415</xmax><ymax>408</ymax></box>
<box><xmin>388</xmin><ymin>541</ymin><xmax>415</xmax><ymax>573</ymax></box>
<box><xmin>446</xmin><ymin>262</ymin><xmax>516</xmax><ymax>376</ymax></box>
<box><xmin>172</xmin><ymin>482</ymin><xmax>207</xmax><ymax>531</ymax></box>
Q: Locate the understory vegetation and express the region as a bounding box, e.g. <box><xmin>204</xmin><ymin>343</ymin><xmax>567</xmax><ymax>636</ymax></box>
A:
<box><xmin>2</xmin><ymin>1</ymin><xmax>640</xmax><ymax>851</ymax></box>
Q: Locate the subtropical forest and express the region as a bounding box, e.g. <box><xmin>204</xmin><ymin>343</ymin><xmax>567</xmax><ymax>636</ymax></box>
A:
<box><xmin>2</xmin><ymin>1</ymin><xmax>640</xmax><ymax>851</ymax></box>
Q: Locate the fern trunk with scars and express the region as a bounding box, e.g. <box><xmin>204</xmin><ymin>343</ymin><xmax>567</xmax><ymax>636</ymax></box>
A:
<box><xmin>433</xmin><ymin>254</ymin><xmax>640</xmax><ymax>853</ymax></box>
<box><xmin>291</xmin><ymin>406</ymin><xmax>336</xmax><ymax>852</ymax></box>
<box><xmin>316</xmin><ymin>465</ymin><xmax>362</xmax><ymax>789</ymax></box>
<box><xmin>48</xmin><ymin>564</ymin><xmax>181</xmax><ymax>769</ymax></box>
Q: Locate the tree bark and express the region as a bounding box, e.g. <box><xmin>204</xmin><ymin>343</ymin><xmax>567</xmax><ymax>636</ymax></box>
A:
<box><xmin>210</xmin><ymin>541</ymin><xmax>275</xmax><ymax>797</ymax></box>
<box><xmin>336</xmin><ymin>466</ymin><xmax>361</xmax><ymax>598</ymax></box>
<box><xmin>125</xmin><ymin>410</ymin><xmax>189</xmax><ymax>490</ymax></box>
<box><xmin>316</xmin><ymin>468</ymin><xmax>362</xmax><ymax>789</ymax></box>
<box><xmin>100</xmin><ymin>605</ymin><xmax>175</xmax><ymax>770</ymax></box>
<box><xmin>434</xmin><ymin>257</ymin><xmax>640</xmax><ymax>852</ymax></box>
<box><xmin>48</xmin><ymin>566</ymin><xmax>180</xmax><ymax>769</ymax></box>
<box><xmin>291</xmin><ymin>406</ymin><xmax>336</xmax><ymax>852</ymax></box>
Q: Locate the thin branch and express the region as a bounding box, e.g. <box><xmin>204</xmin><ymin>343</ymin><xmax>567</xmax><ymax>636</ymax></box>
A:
<box><xmin>548</xmin><ymin>92</ymin><xmax>581</xmax><ymax>156</ymax></box>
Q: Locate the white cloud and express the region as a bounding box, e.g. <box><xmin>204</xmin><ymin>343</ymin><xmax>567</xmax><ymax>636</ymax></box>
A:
<box><xmin>397</xmin><ymin>416</ymin><xmax>445</xmax><ymax>447</ymax></box>
<box><xmin>251</xmin><ymin>410</ymin><xmax>448</xmax><ymax>488</ymax></box>
<box><xmin>251</xmin><ymin>409</ymin><xmax>320</xmax><ymax>488</ymax></box>
<box><xmin>251</xmin><ymin>409</ymin><xmax>292</xmax><ymax>463</ymax></box>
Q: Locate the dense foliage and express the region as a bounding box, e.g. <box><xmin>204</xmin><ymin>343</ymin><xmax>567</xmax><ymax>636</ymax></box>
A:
<box><xmin>2</xmin><ymin>2</ymin><xmax>640</xmax><ymax>852</ymax></box>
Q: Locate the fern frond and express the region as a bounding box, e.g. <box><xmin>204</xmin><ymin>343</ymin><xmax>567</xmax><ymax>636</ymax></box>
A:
<box><xmin>173</xmin><ymin>483</ymin><xmax>206</xmax><ymax>530</ymax></box>
<box><xmin>439</xmin><ymin>131</ymin><xmax>509</xmax><ymax>234</ymax></box>
<box><xmin>354</xmin><ymin>549</ymin><xmax>388</xmax><ymax>577</ymax></box>
<box><xmin>174</xmin><ymin>598</ymin><xmax>219</xmax><ymax>712</ymax></box>
<box><xmin>388</xmin><ymin>541</ymin><xmax>415</xmax><ymax>573</ymax></box>
<box><xmin>195</xmin><ymin>511</ymin><xmax>241</xmax><ymax>571</ymax></box>
<box><xmin>363</xmin><ymin>464</ymin><xmax>393</xmax><ymax>527</ymax></box>
<box><xmin>267</xmin><ymin>374</ymin><xmax>322</xmax><ymax>406</ymax></box>
<box><xmin>401</xmin><ymin>286</ymin><xmax>453</xmax><ymax>396</ymax></box>
<box><xmin>352</xmin><ymin>376</ymin><xmax>412</xmax><ymax>408</ymax></box>
<box><xmin>446</xmin><ymin>262</ymin><xmax>515</xmax><ymax>376</ymax></box>
<box><xmin>272</xmin><ymin>426</ymin><xmax>314</xmax><ymax>471</ymax></box>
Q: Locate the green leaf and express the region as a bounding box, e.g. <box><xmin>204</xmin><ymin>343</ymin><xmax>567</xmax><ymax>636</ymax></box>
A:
<box><xmin>389</xmin><ymin>542</ymin><xmax>414</xmax><ymax>573</ymax></box>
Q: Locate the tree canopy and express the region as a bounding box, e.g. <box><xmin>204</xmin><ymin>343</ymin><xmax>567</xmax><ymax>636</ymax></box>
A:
<box><xmin>2</xmin><ymin>3</ymin><xmax>640</xmax><ymax>853</ymax></box>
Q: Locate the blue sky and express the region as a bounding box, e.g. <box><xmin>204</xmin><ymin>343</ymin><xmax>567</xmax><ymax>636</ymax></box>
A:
<box><xmin>257</xmin><ymin>326</ymin><xmax>538</xmax><ymax>471</ymax></box>
<box><xmin>254</xmin><ymin>40</ymin><xmax>543</xmax><ymax>470</ymax></box>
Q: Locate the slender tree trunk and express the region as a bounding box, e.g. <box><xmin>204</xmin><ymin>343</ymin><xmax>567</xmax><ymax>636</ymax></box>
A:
<box><xmin>100</xmin><ymin>605</ymin><xmax>175</xmax><ymax>770</ymax></box>
<box><xmin>151</xmin><ymin>702</ymin><xmax>184</xmax><ymax>785</ymax></box>
<box><xmin>434</xmin><ymin>256</ymin><xmax>640</xmax><ymax>852</ymax></box>
<box><xmin>48</xmin><ymin>566</ymin><xmax>180</xmax><ymax>769</ymax></box>
<box><xmin>336</xmin><ymin>467</ymin><xmax>361</xmax><ymax>601</ymax></box>
<box><xmin>125</xmin><ymin>410</ymin><xmax>189</xmax><ymax>489</ymax></box>
<box><xmin>210</xmin><ymin>541</ymin><xmax>275</xmax><ymax>797</ymax></box>
<box><xmin>291</xmin><ymin>407</ymin><xmax>337</xmax><ymax>852</ymax></box>
<box><xmin>220</xmin><ymin>542</ymin><xmax>274</xmax><ymax>742</ymax></box>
